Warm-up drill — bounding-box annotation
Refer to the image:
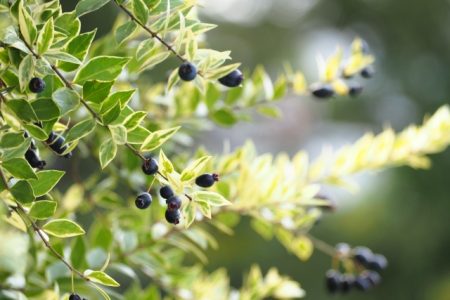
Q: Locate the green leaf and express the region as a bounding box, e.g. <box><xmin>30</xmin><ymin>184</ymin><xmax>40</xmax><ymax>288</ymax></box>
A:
<box><xmin>180</xmin><ymin>156</ymin><xmax>211</xmax><ymax>182</ymax></box>
<box><xmin>10</xmin><ymin>180</ymin><xmax>35</xmax><ymax>204</ymax></box>
<box><xmin>133</xmin><ymin>0</ymin><xmax>149</xmax><ymax>24</ymax></box>
<box><xmin>211</xmin><ymin>108</ymin><xmax>237</xmax><ymax>127</ymax></box>
<box><xmin>6</xmin><ymin>98</ymin><xmax>37</xmax><ymax>122</ymax></box>
<box><xmin>83</xmin><ymin>81</ymin><xmax>114</xmax><ymax>104</ymax></box>
<box><xmin>2</xmin><ymin>158</ymin><xmax>37</xmax><ymax>179</ymax></box>
<box><xmin>29</xmin><ymin>200</ymin><xmax>57</xmax><ymax>220</ymax></box>
<box><xmin>159</xmin><ymin>150</ymin><xmax>174</xmax><ymax>174</ymax></box>
<box><xmin>44</xmin><ymin>51</ymin><xmax>81</xmax><ymax>64</ymax></box>
<box><xmin>100</xmin><ymin>90</ymin><xmax>135</xmax><ymax>113</ymax></box>
<box><xmin>18</xmin><ymin>54</ymin><xmax>35</xmax><ymax>91</ymax></box>
<box><xmin>59</xmin><ymin>30</ymin><xmax>97</xmax><ymax>72</ymax></box>
<box><xmin>52</xmin><ymin>88</ymin><xmax>80</xmax><ymax>116</ymax></box>
<box><xmin>205</xmin><ymin>63</ymin><xmax>241</xmax><ymax>80</ymax></box>
<box><xmin>192</xmin><ymin>191</ymin><xmax>231</xmax><ymax>207</ymax></box>
<box><xmin>91</xmin><ymin>283</ymin><xmax>111</xmax><ymax>300</ymax></box>
<box><xmin>23</xmin><ymin>124</ymin><xmax>48</xmax><ymax>141</ymax></box>
<box><xmin>65</xmin><ymin>118</ymin><xmax>96</xmax><ymax>144</ymax></box>
<box><xmin>123</xmin><ymin>111</ymin><xmax>147</xmax><ymax>131</ymax></box>
<box><xmin>257</xmin><ymin>105</ymin><xmax>282</xmax><ymax>118</ymax></box>
<box><xmin>0</xmin><ymin>133</ymin><xmax>25</xmax><ymax>149</ymax></box>
<box><xmin>75</xmin><ymin>0</ymin><xmax>110</xmax><ymax>17</ymax></box>
<box><xmin>18</xmin><ymin>0</ymin><xmax>37</xmax><ymax>45</ymax></box>
<box><xmin>37</xmin><ymin>17</ymin><xmax>54</xmax><ymax>55</ymax></box>
<box><xmin>84</xmin><ymin>270</ymin><xmax>120</xmax><ymax>287</ymax></box>
<box><xmin>140</xmin><ymin>126</ymin><xmax>180</xmax><ymax>152</ymax></box>
<box><xmin>31</xmin><ymin>98</ymin><xmax>60</xmax><ymax>121</ymax></box>
<box><xmin>115</xmin><ymin>21</ymin><xmax>138</xmax><ymax>45</ymax></box>
<box><xmin>127</xmin><ymin>126</ymin><xmax>150</xmax><ymax>144</ymax></box>
<box><xmin>43</xmin><ymin>219</ymin><xmax>85</xmax><ymax>238</ymax></box>
<box><xmin>109</xmin><ymin>125</ymin><xmax>127</xmax><ymax>145</ymax></box>
<box><xmin>29</xmin><ymin>170</ymin><xmax>65</xmax><ymax>197</ymax></box>
<box><xmin>74</xmin><ymin>56</ymin><xmax>130</xmax><ymax>84</ymax></box>
<box><xmin>99</xmin><ymin>138</ymin><xmax>117</xmax><ymax>169</ymax></box>
<box><xmin>183</xmin><ymin>202</ymin><xmax>196</xmax><ymax>229</ymax></box>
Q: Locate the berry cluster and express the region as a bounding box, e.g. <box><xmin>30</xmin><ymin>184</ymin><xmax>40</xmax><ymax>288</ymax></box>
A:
<box><xmin>178</xmin><ymin>62</ymin><xmax>244</xmax><ymax>87</ymax></box>
<box><xmin>159</xmin><ymin>185</ymin><xmax>181</xmax><ymax>225</ymax></box>
<box><xmin>69</xmin><ymin>293</ymin><xmax>87</xmax><ymax>300</ymax></box>
<box><xmin>325</xmin><ymin>243</ymin><xmax>388</xmax><ymax>294</ymax></box>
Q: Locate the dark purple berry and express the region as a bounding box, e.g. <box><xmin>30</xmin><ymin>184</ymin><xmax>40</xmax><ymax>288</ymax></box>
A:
<box><xmin>135</xmin><ymin>192</ymin><xmax>152</xmax><ymax>209</ymax></box>
<box><xmin>48</xmin><ymin>135</ymin><xmax>70</xmax><ymax>156</ymax></box>
<box><xmin>353</xmin><ymin>246</ymin><xmax>373</xmax><ymax>267</ymax></box>
<box><xmin>46</xmin><ymin>132</ymin><xmax>56</xmax><ymax>144</ymax></box>
<box><xmin>361</xmin><ymin>65</ymin><xmax>375</xmax><ymax>78</ymax></box>
<box><xmin>325</xmin><ymin>270</ymin><xmax>341</xmax><ymax>294</ymax></box>
<box><xmin>178</xmin><ymin>62</ymin><xmax>197</xmax><ymax>81</ymax></box>
<box><xmin>195</xmin><ymin>173</ymin><xmax>219</xmax><ymax>188</ymax></box>
<box><xmin>349</xmin><ymin>83</ymin><xmax>363</xmax><ymax>97</ymax></box>
<box><xmin>29</xmin><ymin>77</ymin><xmax>46</xmax><ymax>93</ymax></box>
<box><xmin>310</xmin><ymin>83</ymin><xmax>335</xmax><ymax>99</ymax></box>
<box><xmin>368</xmin><ymin>254</ymin><xmax>388</xmax><ymax>271</ymax></box>
<box><xmin>142</xmin><ymin>157</ymin><xmax>158</xmax><ymax>175</ymax></box>
<box><xmin>167</xmin><ymin>196</ymin><xmax>182</xmax><ymax>211</ymax></box>
<box><xmin>365</xmin><ymin>270</ymin><xmax>381</xmax><ymax>286</ymax></box>
<box><xmin>165</xmin><ymin>209</ymin><xmax>180</xmax><ymax>225</ymax></box>
<box><xmin>69</xmin><ymin>294</ymin><xmax>82</xmax><ymax>300</ymax></box>
<box><xmin>25</xmin><ymin>149</ymin><xmax>46</xmax><ymax>169</ymax></box>
<box><xmin>218</xmin><ymin>69</ymin><xmax>244</xmax><ymax>87</ymax></box>
<box><xmin>160</xmin><ymin>185</ymin><xmax>174</xmax><ymax>199</ymax></box>
<box><xmin>355</xmin><ymin>274</ymin><xmax>372</xmax><ymax>291</ymax></box>
<box><xmin>340</xmin><ymin>274</ymin><xmax>355</xmax><ymax>293</ymax></box>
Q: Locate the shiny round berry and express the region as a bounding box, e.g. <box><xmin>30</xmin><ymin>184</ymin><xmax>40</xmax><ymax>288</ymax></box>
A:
<box><xmin>218</xmin><ymin>69</ymin><xmax>244</xmax><ymax>87</ymax></box>
<box><xmin>69</xmin><ymin>294</ymin><xmax>82</xmax><ymax>300</ymax></box>
<box><xmin>29</xmin><ymin>77</ymin><xmax>46</xmax><ymax>93</ymax></box>
<box><xmin>25</xmin><ymin>149</ymin><xmax>46</xmax><ymax>169</ymax></box>
<box><xmin>178</xmin><ymin>62</ymin><xmax>197</xmax><ymax>81</ymax></box>
<box><xmin>340</xmin><ymin>274</ymin><xmax>355</xmax><ymax>293</ymax></box>
<box><xmin>368</xmin><ymin>254</ymin><xmax>388</xmax><ymax>271</ymax></box>
<box><xmin>353</xmin><ymin>246</ymin><xmax>373</xmax><ymax>267</ymax></box>
<box><xmin>195</xmin><ymin>173</ymin><xmax>219</xmax><ymax>188</ymax></box>
<box><xmin>142</xmin><ymin>157</ymin><xmax>158</xmax><ymax>175</ymax></box>
<box><xmin>165</xmin><ymin>209</ymin><xmax>180</xmax><ymax>224</ymax></box>
<box><xmin>325</xmin><ymin>270</ymin><xmax>341</xmax><ymax>294</ymax></box>
<box><xmin>166</xmin><ymin>196</ymin><xmax>181</xmax><ymax>211</ymax></box>
<box><xmin>310</xmin><ymin>83</ymin><xmax>335</xmax><ymax>99</ymax></box>
<box><xmin>361</xmin><ymin>66</ymin><xmax>375</xmax><ymax>78</ymax></box>
<box><xmin>160</xmin><ymin>185</ymin><xmax>174</xmax><ymax>199</ymax></box>
<box><xmin>135</xmin><ymin>192</ymin><xmax>152</xmax><ymax>209</ymax></box>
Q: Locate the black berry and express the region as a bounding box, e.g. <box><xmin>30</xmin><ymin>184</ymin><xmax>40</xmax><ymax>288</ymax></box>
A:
<box><xmin>348</xmin><ymin>83</ymin><xmax>363</xmax><ymax>97</ymax></box>
<box><xmin>165</xmin><ymin>209</ymin><xmax>180</xmax><ymax>225</ymax></box>
<box><xmin>325</xmin><ymin>270</ymin><xmax>341</xmax><ymax>294</ymax></box>
<box><xmin>29</xmin><ymin>77</ymin><xmax>46</xmax><ymax>93</ymax></box>
<box><xmin>310</xmin><ymin>83</ymin><xmax>335</xmax><ymax>99</ymax></box>
<box><xmin>218</xmin><ymin>69</ymin><xmax>244</xmax><ymax>87</ymax></box>
<box><xmin>48</xmin><ymin>135</ymin><xmax>71</xmax><ymax>157</ymax></box>
<box><xmin>142</xmin><ymin>157</ymin><xmax>158</xmax><ymax>175</ymax></box>
<box><xmin>368</xmin><ymin>254</ymin><xmax>388</xmax><ymax>271</ymax></box>
<box><xmin>355</xmin><ymin>274</ymin><xmax>372</xmax><ymax>291</ymax></box>
<box><xmin>178</xmin><ymin>62</ymin><xmax>197</xmax><ymax>81</ymax></box>
<box><xmin>69</xmin><ymin>294</ymin><xmax>82</xmax><ymax>300</ymax></box>
<box><xmin>25</xmin><ymin>149</ymin><xmax>46</xmax><ymax>169</ymax></box>
<box><xmin>167</xmin><ymin>196</ymin><xmax>181</xmax><ymax>211</ymax></box>
<box><xmin>365</xmin><ymin>270</ymin><xmax>381</xmax><ymax>286</ymax></box>
<box><xmin>135</xmin><ymin>192</ymin><xmax>152</xmax><ymax>209</ymax></box>
<box><xmin>195</xmin><ymin>173</ymin><xmax>219</xmax><ymax>188</ymax></box>
<box><xmin>23</xmin><ymin>131</ymin><xmax>37</xmax><ymax>150</ymax></box>
<box><xmin>160</xmin><ymin>185</ymin><xmax>174</xmax><ymax>199</ymax></box>
<box><xmin>353</xmin><ymin>246</ymin><xmax>373</xmax><ymax>267</ymax></box>
<box><xmin>361</xmin><ymin>66</ymin><xmax>375</xmax><ymax>78</ymax></box>
<box><xmin>340</xmin><ymin>274</ymin><xmax>355</xmax><ymax>293</ymax></box>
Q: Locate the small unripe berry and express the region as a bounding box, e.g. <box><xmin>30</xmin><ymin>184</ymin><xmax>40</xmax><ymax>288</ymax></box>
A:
<box><xmin>310</xmin><ymin>83</ymin><xmax>335</xmax><ymax>99</ymax></box>
<box><xmin>368</xmin><ymin>254</ymin><xmax>388</xmax><ymax>271</ymax></box>
<box><xmin>218</xmin><ymin>69</ymin><xmax>244</xmax><ymax>87</ymax></box>
<box><xmin>167</xmin><ymin>196</ymin><xmax>182</xmax><ymax>211</ymax></box>
<box><xmin>69</xmin><ymin>294</ymin><xmax>82</xmax><ymax>300</ymax></box>
<box><xmin>361</xmin><ymin>66</ymin><xmax>375</xmax><ymax>78</ymax></box>
<box><xmin>25</xmin><ymin>149</ymin><xmax>46</xmax><ymax>169</ymax></box>
<box><xmin>160</xmin><ymin>185</ymin><xmax>174</xmax><ymax>199</ymax></box>
<box><xmin>165</xmin><ymin>209</ymin><xmax>180</xmax><ymax>224</ymax></box>
<box><xmin>135</xmin><ymin>192</ymin><xmax>152</xmax><ymax>209</ymax></box>
<box><xmin>195</xmin><ymin>173</ymin><xmax>219</xmax><ymax>188</ymax></box>
<box><xmin>348</xmin><ymin>83</ymin><xmax>363</xmax><ymax>97</ymax></box>
<box><xmin>178</xmin><ymin>62</ymin><xmax>197</xmax><ymax>81</ymax></box>
<box><xmin>29</xmin><ymin>77</ymin><xmax>46</xmax><ymax>93</ymax></box>
<box><xmin>325</xmin><ymin>270</ymin><xmax>341</xmax><ymax>294</ymax></box>
<box><xmin>142</xmin><ymin>158</ymin><xmax>158</xmax><ymax>175</ymax></box>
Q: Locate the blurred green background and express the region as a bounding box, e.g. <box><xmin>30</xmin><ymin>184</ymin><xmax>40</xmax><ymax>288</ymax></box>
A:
<box><xmin>64</xmin><ymin>0</ymin><xmax>450</xmax><ymax>299</ymax></box>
